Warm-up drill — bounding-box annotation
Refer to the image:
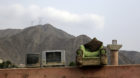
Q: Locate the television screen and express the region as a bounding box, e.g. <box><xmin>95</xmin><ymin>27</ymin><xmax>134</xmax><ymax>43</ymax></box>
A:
<box><xmin>42</xmin><ymin>50</ymin><xmax>66</xmax><ymax>67</ymax></box>
<box><xmin>26</xmin><ymin>54</ymin><xmax>40</xmax><ymax>65</ymax></box>
<box><xmin>46</xmin><ymin>52</ymin><xmax>61</xmax><ymax>62</ymax></box>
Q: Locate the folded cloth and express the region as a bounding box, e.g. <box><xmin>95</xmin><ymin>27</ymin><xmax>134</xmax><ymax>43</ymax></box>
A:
<box><xmin>84</xmin><ymin>38</ymin><xmax>103</xmax><ymax>52</ymax></box>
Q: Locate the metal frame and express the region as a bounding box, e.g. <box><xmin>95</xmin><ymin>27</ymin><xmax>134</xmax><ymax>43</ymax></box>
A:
<box><xmin>41</xmin><ymin>50</ymin><xmax>66</xmax><ymax>67</ymax></box>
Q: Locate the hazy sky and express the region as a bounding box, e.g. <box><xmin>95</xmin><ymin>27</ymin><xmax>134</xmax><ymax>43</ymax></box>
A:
<box><xmin>0</xmin><ymin>0</ymin><xmax>140</xmax><ymax>51</ymax></box>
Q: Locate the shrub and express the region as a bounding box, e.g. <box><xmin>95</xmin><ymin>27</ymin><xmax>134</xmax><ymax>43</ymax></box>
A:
<box><xmin>69</xmin><ymin>61</ymin><xmax>76</xmax><ymax>66</ymax></box>
<box><xmin>0</xmin><ymin>60</ymin><xmax>17</xmax><ymax>69</ymax></box>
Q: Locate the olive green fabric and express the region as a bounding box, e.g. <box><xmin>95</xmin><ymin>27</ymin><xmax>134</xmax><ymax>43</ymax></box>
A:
<box><xmin>101</xmin><ymin>49</ymin><xmax>106</xmax><ymax>54</ymax></box>
<box><xmin>80</xmin><ymin>45</ymin><xmax>105</xmax><ymax>58</ymax></box>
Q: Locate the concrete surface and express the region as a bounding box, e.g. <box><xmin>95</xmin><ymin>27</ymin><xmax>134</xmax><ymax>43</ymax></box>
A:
<box><xmin>110</xmin><ymin>50</ymin><xmax>118</xmax><ymax>65</ymax></box>
<box><xmin>0</xmin><ymin>65</ymin><xmax>140</xmax><ymax>78</ymax></box>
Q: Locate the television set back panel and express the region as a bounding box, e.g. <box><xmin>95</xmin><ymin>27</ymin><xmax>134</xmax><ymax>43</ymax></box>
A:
<box><xmin>41</xmin><ymin>50</ymin><xmax>66</xmax><ymax>67</ymax></box>
<box><xmin>26</xmin><ymin>54</ymin><xmax>40</xmax><ymax>67</ymax></box>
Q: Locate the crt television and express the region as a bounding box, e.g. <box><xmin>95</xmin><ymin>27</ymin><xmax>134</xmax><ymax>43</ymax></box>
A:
<box><xmin>26</xmin><ymin>54</ymin><xmax>40</xmax><ymax>67</ymax></box>
<box><xmin>41</xmin><ymin>50</ymin><xmax>66</xmax><ymax>67</ymax></box>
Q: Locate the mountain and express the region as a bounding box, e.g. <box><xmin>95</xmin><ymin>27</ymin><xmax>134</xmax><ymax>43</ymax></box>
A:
<box><xmin>0</xmin><ymin>24</ymin><xmax>139</xmax><ymax>65</ymax></box>
<box><xmin>118</xmin><ymin>51</ymin><xmax>135</xmax><ymax>64</ymax></box>
<box><xmin>0</xmin><ymin>24</ymin><xmax>91</xmax><ymax>65</ymax></box>
<box><xmin>119</xmin><ymin>50</ymin><xmax>140</xmax><ymax>64</ymax></box>
<box><xmin>0</xmin><ymin>29</ymin><xmax>21</xmax><ymax>38</ymax></box>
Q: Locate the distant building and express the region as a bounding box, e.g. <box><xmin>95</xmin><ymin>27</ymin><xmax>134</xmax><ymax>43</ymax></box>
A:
<box><xmin>0</xmin><ymin>58</ymin><xmax>3</xmax><ymax>63</ymax></box>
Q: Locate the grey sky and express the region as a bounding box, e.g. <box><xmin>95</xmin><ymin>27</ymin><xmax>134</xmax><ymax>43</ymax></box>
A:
<box><xmin>0</xmin><ymin>0</ymin><xmax>140</xmax><ymax>51</ymax></box>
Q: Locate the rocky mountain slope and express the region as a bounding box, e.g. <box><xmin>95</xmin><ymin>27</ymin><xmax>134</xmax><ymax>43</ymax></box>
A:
<box><xmin>0</xmin><ymin>29</ymin><xmax>21</xmax><ymax>38</ymax></box>
<box><xmin>0</xmin><ymin>24</ymin><xmax>139</xmax><ymax>65</ymax></box>
<box><xmin>0</xmin><ymin>24</ymin><xmax>90</xmax><ymax>65</ymax></box>
<box><xmin>119</xmin><ymin>50</ymin><xmax>140</xmax><ymax>64</ymax></box>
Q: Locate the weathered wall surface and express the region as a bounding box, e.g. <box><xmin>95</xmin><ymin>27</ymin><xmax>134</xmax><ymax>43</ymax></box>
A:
<box><xmin>0</xmin><ymin>65</ymin><xmax>140</xmax><ymax>78</ymax></box>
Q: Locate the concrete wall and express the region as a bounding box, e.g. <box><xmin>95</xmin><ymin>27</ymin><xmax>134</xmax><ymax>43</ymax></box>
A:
<box><xmin>0</xmin><ymin>65</ymin><xmax>140</xmax><ymax>78</ymax></box>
